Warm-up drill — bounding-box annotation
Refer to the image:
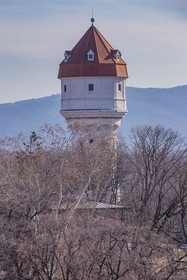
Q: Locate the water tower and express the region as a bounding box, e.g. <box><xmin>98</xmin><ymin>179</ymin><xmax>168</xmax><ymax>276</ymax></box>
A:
<box><xmin>58</xmin><ymin>19</ymin><xmax>128</xmax><ymax>144</ymax></box>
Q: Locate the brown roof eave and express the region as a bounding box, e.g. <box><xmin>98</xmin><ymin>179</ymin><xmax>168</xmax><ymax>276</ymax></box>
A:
<box><xmin>58</xmin><ymin>63</ymin><xmax>128</xmax><ymax>79</ymax></box>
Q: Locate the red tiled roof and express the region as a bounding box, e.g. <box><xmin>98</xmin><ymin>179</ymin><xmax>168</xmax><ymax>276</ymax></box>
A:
<box><xmin>58</xmin><ymin>24</ymin><xmax>128</xmax><ymax>78</ymax></box>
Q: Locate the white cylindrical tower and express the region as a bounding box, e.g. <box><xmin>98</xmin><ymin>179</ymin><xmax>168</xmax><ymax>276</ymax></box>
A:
<box><xmin>58</xmin><ymin>19</ymin><xmax>128</xmax><ymax>143</ymax></box>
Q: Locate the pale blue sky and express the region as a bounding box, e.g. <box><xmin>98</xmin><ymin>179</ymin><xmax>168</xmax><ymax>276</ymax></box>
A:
<box><xmin>0</xmin><ymin>0</ymin><xmax>187</xmax><ymax>103</ymax></box>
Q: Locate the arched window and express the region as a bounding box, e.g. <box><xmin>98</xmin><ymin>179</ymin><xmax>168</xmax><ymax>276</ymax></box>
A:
<box><xmin>111</xmin><ymin>50</ymin><xmax>121</xmax><ymax>61</ymax></box>
<box><xmin>118</xmin><ymin>83</ymin><xmax>122</xmax><ymax>91</ymax></box>
<box><xmin>87</xmin><ymin>50</ymin><xmax>94</xmax><ymax>61</ymax></box>
<box><xmin>64</xmin><ymin>51</ymin><xmax>71</xmax><ymax>62</ymax></box>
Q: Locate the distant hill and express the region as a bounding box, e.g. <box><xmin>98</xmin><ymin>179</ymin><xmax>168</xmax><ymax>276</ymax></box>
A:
<box><xmin>124</xmin><ymin>85</ymin><xmax>187</xmax><ymax>140</ymax></box>
<box><xmin>0</xmin><ymin>85</ymin><xmax>186</xmax><ymax>139</ymax></box>
<box><xmin>0</xmin><ymin>94</ymin><xmax>63</xmax><ymax>138</ymax></box>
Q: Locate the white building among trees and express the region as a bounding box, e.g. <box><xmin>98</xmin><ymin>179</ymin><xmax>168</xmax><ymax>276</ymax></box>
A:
<box><xmin>58</xmin><ymin>18</ymin><xmax>128</xmax><ymax>142</ymax></box>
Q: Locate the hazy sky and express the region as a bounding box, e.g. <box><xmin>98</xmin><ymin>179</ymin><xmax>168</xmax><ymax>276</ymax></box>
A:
<box><xmin>0</xmin><ymin>0</ymin><xmax>187</xmax><ymax>103</ymax></box>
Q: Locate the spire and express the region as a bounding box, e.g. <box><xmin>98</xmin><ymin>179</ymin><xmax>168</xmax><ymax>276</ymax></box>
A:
<box><xmin>91</xmin><ymin>8</ymin><xmax>95</xmax><ymax>26</ymax></box>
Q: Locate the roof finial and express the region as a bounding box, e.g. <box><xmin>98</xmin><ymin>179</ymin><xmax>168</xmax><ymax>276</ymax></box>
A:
<box><xmin>91</xmin><ymin>7</ymin><xmax>95</xmax><ymax>26</ymax></box>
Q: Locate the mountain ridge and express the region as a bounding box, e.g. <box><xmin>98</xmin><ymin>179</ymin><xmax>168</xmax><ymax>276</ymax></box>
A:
<box><xmin>0</xmin><ymin>86</ymin><xmax>186</xmax><ymax>139</ymax></box>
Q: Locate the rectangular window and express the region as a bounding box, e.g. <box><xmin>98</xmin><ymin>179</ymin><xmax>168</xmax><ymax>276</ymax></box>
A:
<box><xmin>88</xmin><ymin>84</ymin><xmax>94</xmax><ymax>91</ymax></box>
<box><xmin>118</xmin><ymin>84</ymin><xmax>122</xmax><ymax>91</ymax></box>
<box><xmin>89</xmin><ymin>54</ymin><xmax>93</xmax><ymax>60</ymax></box>
<box><xmin>64</xmin><ymin>85</ymin><xmax>67</xmax><ymax>92</ymax></box>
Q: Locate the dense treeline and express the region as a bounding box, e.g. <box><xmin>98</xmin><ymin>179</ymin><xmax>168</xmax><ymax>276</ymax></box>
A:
<box><xmin>0</xmin><ymin>124</ymin><xmax>187</xmax><ymax>279</ymax></box>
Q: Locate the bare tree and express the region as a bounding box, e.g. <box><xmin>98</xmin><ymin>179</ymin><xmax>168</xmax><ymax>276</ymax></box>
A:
<box><xmin>122</xmin><ymin>125</ymin><xmax>187</xmax><ymax>239</ymax></box>
<box><xmin>1</xmin><ymin>124</ymin><xmax>187</xmax><ymax>279</ymax></box>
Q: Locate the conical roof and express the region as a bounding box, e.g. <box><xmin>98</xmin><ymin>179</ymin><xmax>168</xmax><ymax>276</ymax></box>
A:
<box><xmin>58</xmin><ymin>22</ymin><xmax>128</xmax><ymax>78</ymax></box>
